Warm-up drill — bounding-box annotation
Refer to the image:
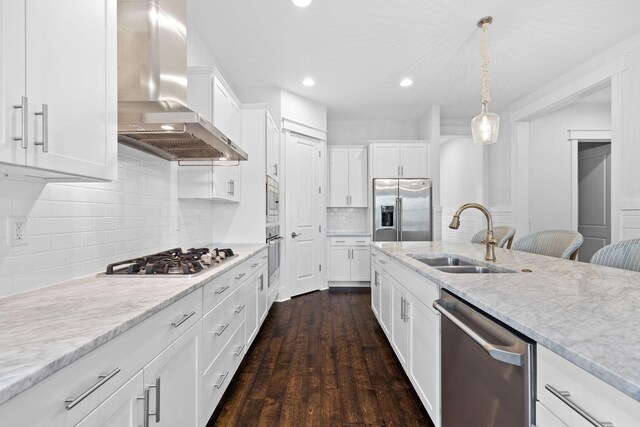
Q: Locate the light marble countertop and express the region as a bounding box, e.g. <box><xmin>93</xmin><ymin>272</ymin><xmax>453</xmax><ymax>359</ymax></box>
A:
<box><xmin>0</xmin><ymin>243</ymin><xmax>267</xmax><ymax>406</ymax></box>
<box><xmin>373</xmin><ymin>241</ymin><xmax>640</xmax><ymax>401</ymax></box>
<box><xmin>326</xmin><ymin>231</ymin><xmax>371</xmax><ymax>237</ymax></box>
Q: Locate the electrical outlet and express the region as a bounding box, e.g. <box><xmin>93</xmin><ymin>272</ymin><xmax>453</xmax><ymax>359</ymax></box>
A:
<box><xmin>7</xmin><ymin>217</ymin><xmax>26</xmax><ymax>247</ymax></box>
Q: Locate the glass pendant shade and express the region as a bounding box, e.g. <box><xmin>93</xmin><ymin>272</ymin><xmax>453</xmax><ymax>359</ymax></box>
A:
<box><xmin>471</xmin><ymin>104</ymin><xmax>500</xmax><ymax>145</ymax></box>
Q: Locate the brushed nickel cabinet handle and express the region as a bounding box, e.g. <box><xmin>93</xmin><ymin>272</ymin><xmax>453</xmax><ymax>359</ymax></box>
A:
<box><xmin>13</xmin><ymin>96</ymin><xmax>28</xmax><ymax>149</ymax></box>
<box><xmin>65</xmin><ymin>367</ymin><xmax>120</xmax><ymax>410</ymax></box>
<box><xmin>214</xmin><ymin>285</ymin><xmax>230</xmax><ymax>295</ymax></box>
<box><xmin>234</xmin><ymin>344</ymin><xmax>245</xmax><ymax>356</ymax></box>
<box><xmin>235</xmin><ymin>273</ymin><xmax>246</xmax><ymax>280</ymax></box>
<box><xmin>545</xmin><ymin>384</ymin><xmax>614</xmax><ymax>427</ymax></box>
<box><xmin>214</xmin><ymin>323</ymin><xmax>230</xmax><ymax>336</ymax></box>
<box><xmin>145</xmin><ymin>377</ymin><xmax>160</xmax><ymax>423</ymax></box>
<box><xmin>251</xmin><ymin>263</ymin><xmax>259</xmax><ymax>268</ymax></box>
<box><xmin>235</xmin><ymin>304</ymin><xmax>246</xmax><ymax>314</ymax></box>
<box><xmin>213</xmin><ymin>371</ymin><xmax>229</xmax><ymax>389</ymax></box>
<box><xmin>34</xmin><ymin>104</ymin><xmax>48</xmax><ymax>153</ymax></box>
<box><xmin>171</xmin><ymin>311</ymin><xmax>195</xmax><ymax>328</ymax></box>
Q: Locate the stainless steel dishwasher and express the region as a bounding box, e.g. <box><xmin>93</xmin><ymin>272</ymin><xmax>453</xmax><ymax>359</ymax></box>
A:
<box><xmin>433</xmin><ymin>290</ymin><xmax>535</xmax><ymax>427</ymax></box>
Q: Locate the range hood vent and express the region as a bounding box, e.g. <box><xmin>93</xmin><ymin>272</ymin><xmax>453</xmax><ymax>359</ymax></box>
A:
<box><xmin>117</xmin><ymin>0</ymin><xmax>247</xmax><ymax>162</ymax></box>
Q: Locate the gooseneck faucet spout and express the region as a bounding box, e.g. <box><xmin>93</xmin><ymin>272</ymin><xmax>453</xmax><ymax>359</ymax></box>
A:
<box><xmin>449</xmin><ymin>203</ymin><xmax>497</xmax><ymax>262</ymax></box>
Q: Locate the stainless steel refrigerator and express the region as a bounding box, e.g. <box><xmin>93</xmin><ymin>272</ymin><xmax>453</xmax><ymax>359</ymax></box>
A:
<box><xmin>373</xmin><ymin>178</ymin><xmax>432</xmax><ymax>242</ymax></box>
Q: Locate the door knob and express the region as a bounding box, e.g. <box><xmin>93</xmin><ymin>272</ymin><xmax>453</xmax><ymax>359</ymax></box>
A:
<box><xmin>291</xmin><ymin>232</ymin><xmax>302</xmax><ymax>238</ymax></box>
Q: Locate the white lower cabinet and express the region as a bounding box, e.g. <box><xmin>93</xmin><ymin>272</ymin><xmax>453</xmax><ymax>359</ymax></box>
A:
<box><xmin>142</xmin><ymin>321</ymin><xmax>200</xmax><ymax>427</ymax></box>
<box><xmin>245</xmin><ymin>265</ymin><xmax>268</xmax><ymax>348</ymax></box>
<box><xmin>371</xmin><ymin>247</ymin><xmax>441</xmax><ymax>427</ymax></box>
<box><xmin>328</xmin><ymin>237</ymin><xmax>371</xmax><ymax>282</ymax></box>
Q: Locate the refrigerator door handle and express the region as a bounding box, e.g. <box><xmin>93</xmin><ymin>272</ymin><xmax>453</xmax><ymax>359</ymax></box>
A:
<box><xmin>395</xmin><ymin>197</ymin><xmax>401</xmax><ymax>241</ymax></box>
<box><xmin>397</xmin><ymin>197</ymin><xmax>403</xmax><ymax>241</ymax></box>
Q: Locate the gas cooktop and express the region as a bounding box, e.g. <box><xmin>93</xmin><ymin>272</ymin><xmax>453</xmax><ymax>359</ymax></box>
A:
<box><xmin>105</xmin><ymin>247</ymin><xmax>236</xmax><ymax>276</ymax></box>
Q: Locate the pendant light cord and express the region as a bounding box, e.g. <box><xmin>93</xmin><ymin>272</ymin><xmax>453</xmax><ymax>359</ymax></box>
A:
<box><xmin>480</xmin><ymin>23</ymin><xmax>491</xmax><ymax>105</ymax></box>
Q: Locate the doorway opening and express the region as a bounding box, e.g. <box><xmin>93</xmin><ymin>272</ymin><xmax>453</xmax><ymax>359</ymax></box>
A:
<box><xmin>577</xmin><ymin>140</ymin><xmax>611</xmax><ymax>262</ymax></box>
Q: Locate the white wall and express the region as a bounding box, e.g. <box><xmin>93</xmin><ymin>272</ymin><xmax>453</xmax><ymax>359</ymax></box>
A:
<box><xmin>529</xmin><ymin>103</ymin><xmax>611</xmax><ymax>233</ymax></box>
<box><xmin>327</xmin><ymin>120</ymin><xmax>418</xmax><ymax>145</ymax></box>
<box><xmin>0</xmin><ymin>146</ymin><xmax>215</xmax><ymax>297</ymax></box>
<box><xmin>281</xmin><ymin>90</ymin><xmax>327</xmax><ymax>132</ymax></box>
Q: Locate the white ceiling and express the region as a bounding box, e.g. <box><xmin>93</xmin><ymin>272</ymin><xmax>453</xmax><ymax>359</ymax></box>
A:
<box><xmin>188</xmin><ymin>0</ymin><xmax>640</xmax><ymax>120</ymax></box>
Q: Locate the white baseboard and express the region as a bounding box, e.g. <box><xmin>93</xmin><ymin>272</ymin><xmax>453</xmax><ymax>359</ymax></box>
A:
<box><xmin>328</xmin><ymin>281</ymin><xmax>371</xmax><ymax>288</ymax></box>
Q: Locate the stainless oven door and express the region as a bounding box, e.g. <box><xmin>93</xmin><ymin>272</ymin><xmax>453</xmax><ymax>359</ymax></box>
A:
<box><xmin>267</xmin><ymin>236</ymin><xmax>282</xmax><ymax>288</ymax></box>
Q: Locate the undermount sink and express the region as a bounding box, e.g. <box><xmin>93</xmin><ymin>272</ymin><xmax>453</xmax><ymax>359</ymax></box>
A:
<box><xmin>407</xmin><ymin>255</ymin><xmax>511</xmax><ymax>274</ymax></box>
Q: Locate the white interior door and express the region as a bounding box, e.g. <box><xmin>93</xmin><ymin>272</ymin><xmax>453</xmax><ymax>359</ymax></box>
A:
<box><xmin>578</xmin><ymin>144</ymin><xmax>611</xmax><ymax>262</ymax></box>
<box><xmin>286</xmin><ymin>132</ymin><xmax>324</xmax><ymax>297</ymax></box>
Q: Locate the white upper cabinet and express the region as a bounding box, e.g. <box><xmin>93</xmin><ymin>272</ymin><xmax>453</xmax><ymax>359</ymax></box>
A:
<box><xmin>213</xmin><ymin>75</ymin><xmax>241</xmax><ymax>145</ymax></box>
<box><xmin>328</xmin><ymin>145</ymin><xmax>368</xmax><ymax>207</ymax></box>
<box><xmin>0</xmin><ymin>0</ymin><xmax>117</xmax><ymax>181</ymax></box>
<box><xmin>266</xmin><ymin>113</ymin><xmax>280</xmax><ymax>181</ymax></box>
<box><xmin>370</xmin><ymin>142</ymin><xmax>429</xmax><ymax>179</ymax></box>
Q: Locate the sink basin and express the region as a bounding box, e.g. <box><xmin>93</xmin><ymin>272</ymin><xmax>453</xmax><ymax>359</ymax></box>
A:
<box><xmin>435</xmin><ymin>266</ymin><xmax>500</xmax><ymax>274</ymax></box>
<box><xmin>408</xmin><ymin>256</ymin><xmax>474</xmax><ymax>267</ymax></box>
<box><xmin>407</xmin><ymin>254</ymin><xmax>512</xmax><ymax>274</ymax></box>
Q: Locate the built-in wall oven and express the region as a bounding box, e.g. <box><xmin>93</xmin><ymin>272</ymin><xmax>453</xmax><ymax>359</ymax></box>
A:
<box><xmin>266</xmin><ymin>176</ymin><xmax>279</xmax><ymax>223</ymax></box>
<box><xmin>266</xmin><ymin>225</ymin><xmax>282</xmax><ymax>289</ymax></box>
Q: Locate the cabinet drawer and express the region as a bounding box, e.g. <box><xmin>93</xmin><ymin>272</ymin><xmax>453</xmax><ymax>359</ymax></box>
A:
<box><xmin>536</xmin><ymin>401</ymin><xmax>568</xmax><ymax>427</ymax></box>
<box><xmin>202</xmin><ymin>285</ymin><xmax>245</xmax><ymax>369</ymax></box>
<box><xmin>371</xmin><ymin>247</ymin><xmax>391</xmax><ymax>269</ymax></box>
<box><xmin>200</xmin><ymin>321</ymin><xmax>245</xmax><ymax>424</ymax></box>
<box><xmin>0</xmin><ymin>289</ymin><xmax>202</xmax><ymax>427</ymax></box>
<box><xmin>330</xmin><ymin>237</ymin><xmax>370</xmax><ymax>246</ymax></box>
<box><xmin>537</xmin><ymin>345</ymin><xmax>640</xmax><ymax>427</ymax></box>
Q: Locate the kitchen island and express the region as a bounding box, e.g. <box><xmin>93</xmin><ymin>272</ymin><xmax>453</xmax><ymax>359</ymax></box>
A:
<box><xmin>372</xmin><ymin>241</ymin><xmax>640</xmax><ymax>426</ymax></box>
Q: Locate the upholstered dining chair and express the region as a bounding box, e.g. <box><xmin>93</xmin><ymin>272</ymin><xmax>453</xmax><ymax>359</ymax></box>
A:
<box><xmin>512</xmin><ymin>230</ymin><xmax>584</xmax><ymax>260</ymax></box>
<box><xmin>590</xmin><ymin>238</ymin><xmax>640</xmax><ymax>272</ymax></box>
<box><xmin>471</xmin><ymin>226</ymin><xmax>516</xmax><ymax>249</ymax></box>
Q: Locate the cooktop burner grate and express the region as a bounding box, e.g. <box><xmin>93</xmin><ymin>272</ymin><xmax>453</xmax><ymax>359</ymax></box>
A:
<box><xmin>105</xmin><ymin>247</ymin><xmax>235</xmax><ymax>276</ymax></box>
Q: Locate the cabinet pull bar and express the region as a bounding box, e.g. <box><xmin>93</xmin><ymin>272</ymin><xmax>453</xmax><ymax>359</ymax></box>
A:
<box><xmin>214</xmin><ymin>323</ymin><xmax>230</xmax><ymax>336</ymax></box>
<box><xmin>171</xmin><ymin>311</ymin><xmax>195</xmax><ymax>328</ymax></box>
<box><xmin>274</xmin><ymin>163</ymin><xmax>278</xmax><ymax>176</ymax></box>
<box><xmin>235</xmin><ymin>304</ymin><xmax>246</xmax><ymax>314</ymax></box>
<box><xmin>379</xmin><ymin>260</ymin><xmax>386</xmax><ymax>264</ymax></box>
<box><xmin>235</xmin><ymin>273</ymin><xmax>246</xmax><ymax>280</ymax></box>
<box><xmin>545</xmin><ymin>384</ymin><xmax>614</xmax><ymax>427</ymax></box>
<box><xmin>213</xmin><ymin>371</ymin><xmax>230</xmax><ymax>389</ymax></box>
<box><xmin>214</xmin><ymin>285</ymin><xmax>230</xmax><ymax>295</ymax></box>
<box><xmin>34</xmin><ymin>104</ymin><xmax>48</xmax><ymax>153</ymax></box>
<box><xmin>13</xmin><ymin>96</ymin><xmax>28</xmax><ymax>149</ymax></box>
<box><xmin>251</xmin><ymin>263</ymin><xmax>259</xmax><ymax>268</ymax></box>
<box><xmin>147</xmin><ymin>377</ymin><xmax>160</xmax><ymax>422</ymax></box>
<box><xmin>142</xmin><ymin>386</ymin><xmax>151</xmax><ymax>427</ymax></box>
<box><xmin>65</xmin><ymin>367</ymin><xmax>121</xmax><ymax>410</ymax></box>
<box><xmin>234</xmin><ymin>345</ymin><xmax>245</xmax><ymax>356</ymax></box>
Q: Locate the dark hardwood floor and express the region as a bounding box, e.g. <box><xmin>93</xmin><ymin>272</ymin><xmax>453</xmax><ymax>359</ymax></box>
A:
<box><xmin>208</xmin><ymin>288</ymin><xmax>434</xmax><ymax>427</ymax></box>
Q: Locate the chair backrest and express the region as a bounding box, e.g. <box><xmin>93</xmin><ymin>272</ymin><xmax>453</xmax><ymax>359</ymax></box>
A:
<box><xmin>590</xmin><ymin>239</ymin><xmax>640</xmax><ymax>272</ymax></box>
<box><xmin>471</xmin><ymin>226</ymin><xmax>516</xmax><ymax>249</ymax></box>
<box><xmin>512</xmin><ymin>230</ymin><xmax>584</xmax><ymax>260</ymax></box>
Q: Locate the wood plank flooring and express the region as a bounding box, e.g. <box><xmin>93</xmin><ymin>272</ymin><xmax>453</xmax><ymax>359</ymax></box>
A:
<box><xmin>207</xmin><ymin>288</ymin><xmax>434</xmax><ymax>427</ymax></box>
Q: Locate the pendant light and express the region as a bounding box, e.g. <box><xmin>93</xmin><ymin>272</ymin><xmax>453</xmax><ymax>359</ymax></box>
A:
<box><xmin>471</xmin><ymin>16</ymin><xmax>500</xmax><ymax>145</ymax></box>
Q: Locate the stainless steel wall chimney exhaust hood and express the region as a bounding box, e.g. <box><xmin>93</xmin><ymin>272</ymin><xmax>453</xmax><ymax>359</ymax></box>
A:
<box><xmin>117</xmin><ymin>0</ymin><xmax>248</xmax><ymax>162</ymax></box>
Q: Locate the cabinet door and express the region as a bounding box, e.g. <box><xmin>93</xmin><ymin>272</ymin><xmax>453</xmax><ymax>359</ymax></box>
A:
<box><xmin>348</xmin><ymin>147</ymin><xmax>368</xmax><ymax>207</ymax></box>
<box><xmin>408</xmin><ymin>297</ymin><xmax>440</xmax><ymax>427</ymax></box>
<box><xmin>26</xmin><ymin>0</ymin><xmax>116</xmax><ymax>180</ymax></box>
<box><xmin>379</xmin><ymin>271</ymin><xmax>392</xmax><ymax>337</ymax></box>
<box><xmin>371</xmin><ymin>144</ymin><xmax>400</xmax><ymax>179</ymax></box>
<box><xmin>371</xmin><ymin>267</ymin><xmax>381</xmax><ymax>319</ymax></box>
<box><xmin>329</xmin><ymin>247</ymin><xmax>351</xmax><ymax>281</ymax></box>
<box><xmin>187</xmin><ymin>69</ymin><xmax>213</xmax><ymax>122</ymax></box>
<box><xmin>350</xmin><ymin>247</ymin><xmax>371</xmax><ymax>281</ymax></box>
<box><xmin>0</xmin><ymin>0</ymin><xmax>27</xmax><ymax>165</ymax></box>
<box><xmin>245</xmin><ymin>274</ymin><xmax>259</xmax><ymax>348</ymax></box>
<box><xmin>328</xmin><ymin>147</ymin><xmax>349</xmax><ymax>207</ymax></box>
<box><xmin>391</xmin><ymin>278</ymin><xmax>409</xmax><ymax>367</ymax></box>
<box><xmin>266</xmin><ymin>113</ymin><xmax>280</xmax><ymax>180</ymax></box>
<box><xmin>177</xmin><ymin>166</ymin><xmax>213</xmax><ymax>199</ymax></box>
<box><xmin>213</xmin><ymin>76</ymin><xmax>241</xmax><ymax>144</ymax></box>
<box><xmin>257</xmin><ymin>267</ymin><xmax>268</xmax><ymax>324</ymax></box>
<box><xmin>143</xmin><ymin>322</ymin><xmax>200</xmax><ymax>427</ymax></box>
<box><xmin>75</xmin><ymin>371</ymin><xmax>144</xmax><ymax>427</ymax></box>
<box><xmin>400</xmin><ymin>144</ymin><xmax>429</xmax><ymax>178</ymax></box>
<box><xmin>212</xmin><ymin>164</ymin><xmax>241</xmax><ymax>202</ymax></box>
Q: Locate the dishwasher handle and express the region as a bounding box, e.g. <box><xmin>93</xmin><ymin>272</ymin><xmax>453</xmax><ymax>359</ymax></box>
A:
<box><xmin>433</xmin><ymin>300</ymin><xmax>524</xmax><ymax>367</ymax></box>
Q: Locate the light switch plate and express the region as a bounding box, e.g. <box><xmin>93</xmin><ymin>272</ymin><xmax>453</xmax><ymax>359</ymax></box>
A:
<box><xmin>7</xmin><ymin>217</ymin><xmax>26</xmax><ymax>247</ymax></box>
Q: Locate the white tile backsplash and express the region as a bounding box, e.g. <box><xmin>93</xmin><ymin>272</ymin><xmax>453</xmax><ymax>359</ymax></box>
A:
<box><xmin>327</xmin><ymin>208</ymin><xmax>368</xmax><ymax>233</ymax></box>
<box><xmin>0</xmin><ymin>145</ymin><xmax>215</xmax><ymax>297</ymax></box>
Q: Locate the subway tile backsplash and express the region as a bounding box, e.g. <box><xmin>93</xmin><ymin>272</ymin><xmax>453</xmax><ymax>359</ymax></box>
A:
<box><xmin>0</xmin><ymin>145</ymin><xmax>214</xmax><ymax>297</ymax></box>
<box><xmin>327</xmin><ymin>207</ymin><xmax>368</xmax><ymax>233</ymax></box>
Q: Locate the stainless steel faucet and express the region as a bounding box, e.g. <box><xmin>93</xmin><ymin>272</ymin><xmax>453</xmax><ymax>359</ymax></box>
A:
<box><xmin>449</xmin><ymin>203</ymin><xmax>497</xmax><ymax>262</ymax></box>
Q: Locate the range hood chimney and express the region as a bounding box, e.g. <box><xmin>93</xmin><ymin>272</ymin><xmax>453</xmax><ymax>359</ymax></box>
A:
<box><xmin>117</xmin><ymin>0</ymin><xmax>248</xmax><ymax>162</ymax></box>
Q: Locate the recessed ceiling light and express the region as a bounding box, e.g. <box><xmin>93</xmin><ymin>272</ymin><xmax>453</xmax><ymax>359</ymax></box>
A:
<box><xmin>400</xmin><ymin>78</ymin><xmax>413</xmax><ymax>87</ymax></box>
<box><xmin>160</xmin><ymin>124</ymin><xmax>175</xmax><ymax>130</ymax></box>
<box><xmin>302</xmin><ymin>78</ymin><xmax>315</xmax><ymax>87</ymax></box>
<box><xmin>292</xmin><ymin>0</ymin><xmax>312</xmax><ymax>7</ymax></box>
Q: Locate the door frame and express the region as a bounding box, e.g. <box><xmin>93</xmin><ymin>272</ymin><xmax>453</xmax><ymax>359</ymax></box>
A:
<box><xmin>567</xmin><ymin>130</ymin><xmax>612</xmax><ymax>232</ymax></box>
<box><xmin>281</xmin><ymin>128</ymin><xmax>327</xmax><ymax>300</ymax></box>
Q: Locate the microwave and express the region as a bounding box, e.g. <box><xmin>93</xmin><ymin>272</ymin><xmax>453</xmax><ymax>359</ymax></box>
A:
<box><xmin>266</xmin><ymin>176</ymin><xmax>279</xmax><ymax>223</ymax></box>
